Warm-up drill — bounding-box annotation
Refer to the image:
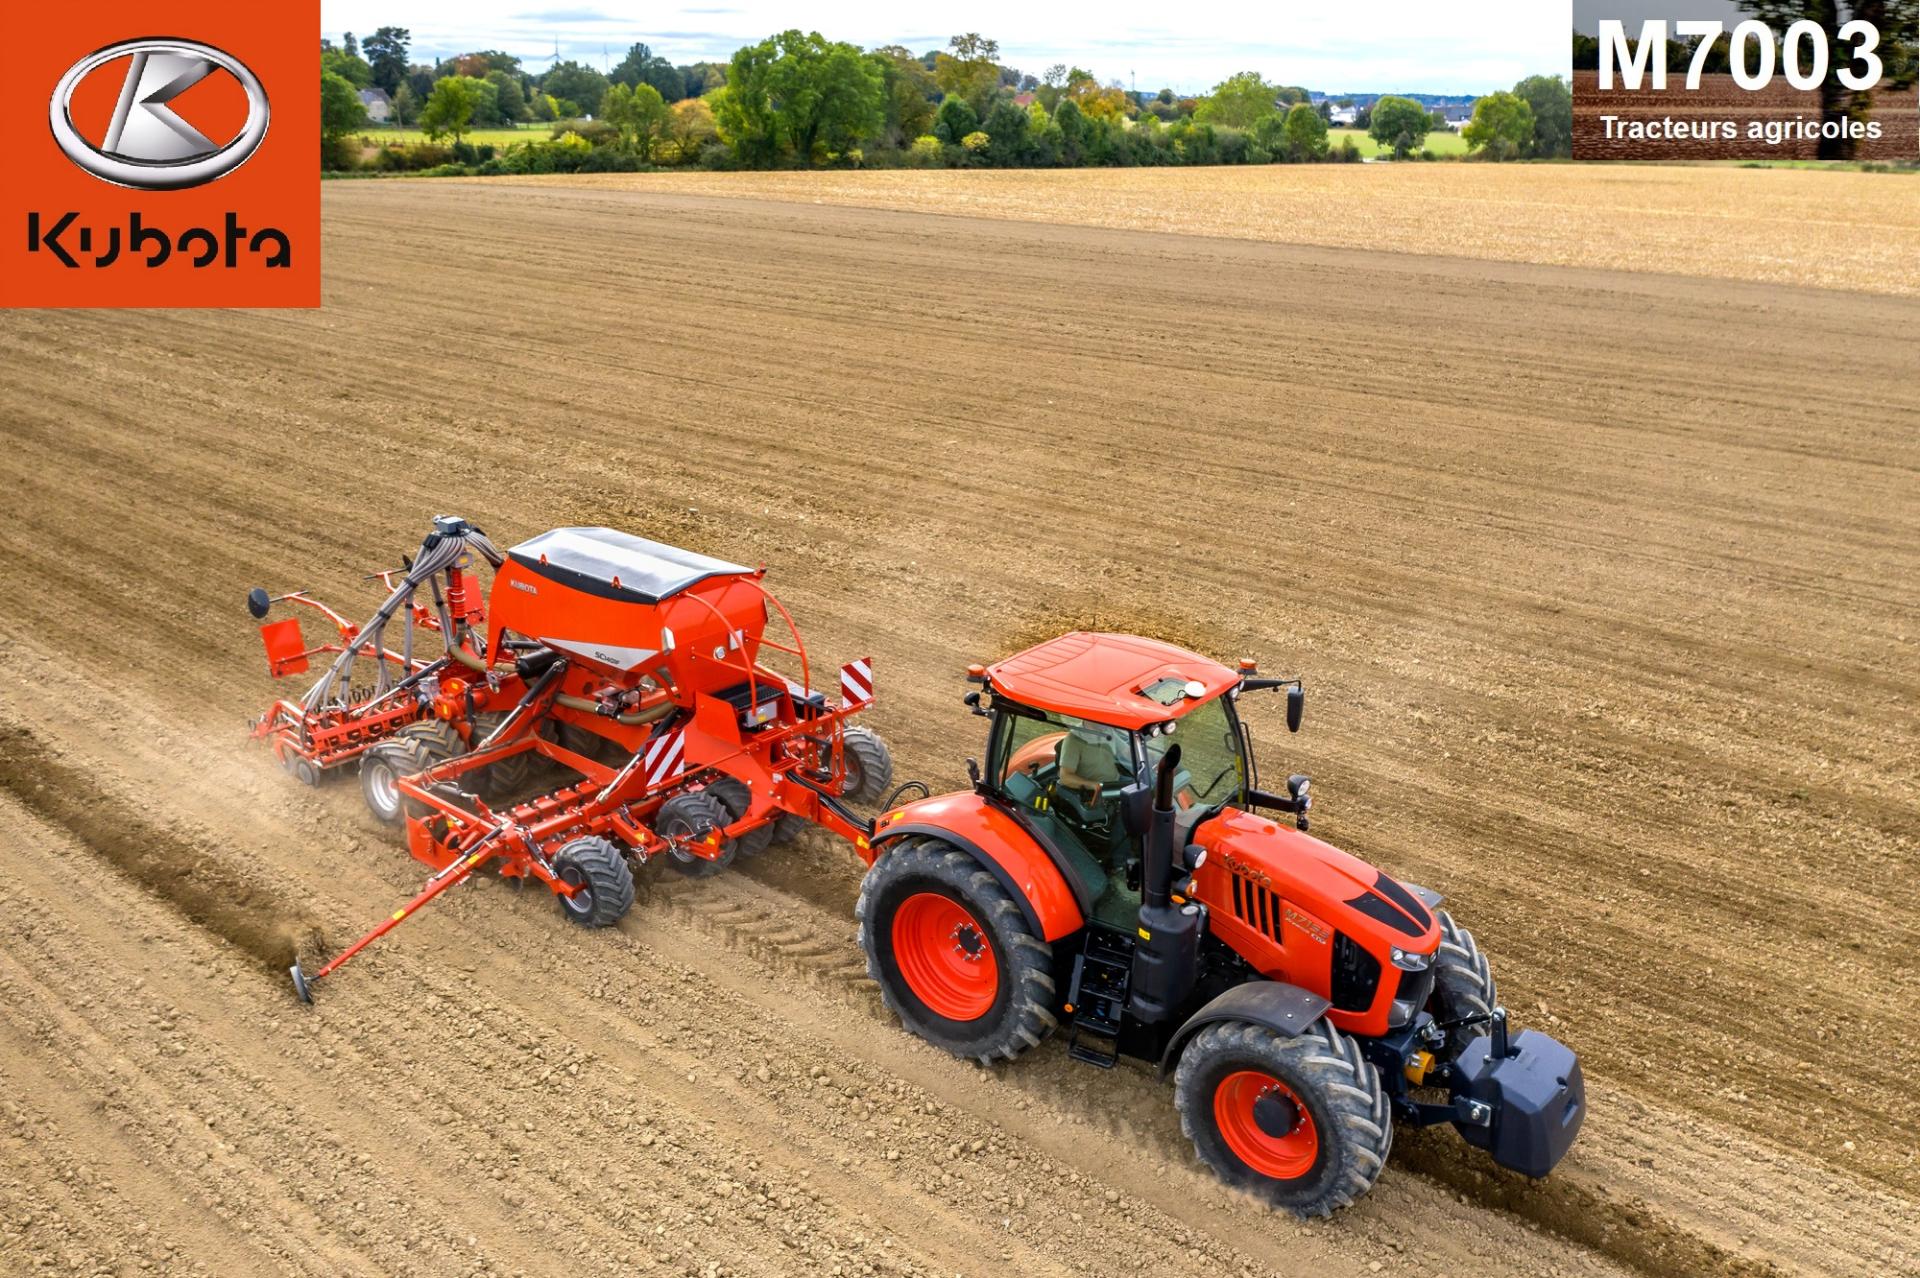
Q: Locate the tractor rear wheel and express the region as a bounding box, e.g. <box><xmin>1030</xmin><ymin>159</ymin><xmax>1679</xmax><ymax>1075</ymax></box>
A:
<box><xmin>1428</xmin><ymin>909</ymin><xmax>1498</xmax><ymax>1057</ymax></box>
<box><xmin>840</xmin><ymin>727</ymin><xmax>894</xmax><ymax>805</ymax></box>
<box><xmin>858</xmin><ymin>836</ymin><xmax>1056</xmax><ymax>1064</ymax></box>
<box><xmin>657</xmin><ymin>790</ymin><xmax>736</xmax><ymax>877</ymax></box>
<box><xmin>705</xmin><ymin>778</ymin><xmax>775</xmax><ymax>858</ymax></box>
<box><xmin>1175</xmin><ymin>1018</ymin><xmax>1392</xmax><ymax>1217</ymax></box>
<box><xmin>360</xmin><ymin>721</ymin><xmax>463</xmax><ymax>825</ymax></box>
<box><xmin>553</xmin><ymin>836</ymin><xmax>635</xmax><ymax>928</ymax></box>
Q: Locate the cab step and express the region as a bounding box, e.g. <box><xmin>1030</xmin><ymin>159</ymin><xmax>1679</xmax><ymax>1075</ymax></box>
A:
<box><xmin>1065</xmin><ymin>929</ymin><xmax>1134</xmax><ymax>1069</ymax></box>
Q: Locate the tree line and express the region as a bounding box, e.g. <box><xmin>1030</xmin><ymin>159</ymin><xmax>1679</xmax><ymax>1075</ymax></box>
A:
<box><xmin>320</xmin><ymin>27</ymin><xmax>1572</xmax><ymax>174</ymax></box>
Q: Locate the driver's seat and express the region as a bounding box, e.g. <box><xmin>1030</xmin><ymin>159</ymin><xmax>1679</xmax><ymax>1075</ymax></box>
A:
<box><xmin>1001</xmin><ymin>767</ymin><xmax>1109</xmax><ymax>910</ymax></box>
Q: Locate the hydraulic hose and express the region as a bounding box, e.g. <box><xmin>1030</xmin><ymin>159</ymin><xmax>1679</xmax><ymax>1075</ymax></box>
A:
<box><xmin>553</xmin><ymin>692</ymin><xmax>675</xmax><ymax>727</ymax></box>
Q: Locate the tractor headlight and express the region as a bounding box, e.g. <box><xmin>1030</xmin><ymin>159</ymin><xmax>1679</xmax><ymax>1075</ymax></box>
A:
<box><xmin>1390</xmin><ymin>946</ymin><xmax>1433</xmax><ymax>972</ymax></box>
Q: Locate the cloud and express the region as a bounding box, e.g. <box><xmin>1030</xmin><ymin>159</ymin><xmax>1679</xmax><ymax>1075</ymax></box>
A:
<box><xmin>511</xmin><ymin>8</ymin><xmax>616</xmax><ymax>21</ymax></box>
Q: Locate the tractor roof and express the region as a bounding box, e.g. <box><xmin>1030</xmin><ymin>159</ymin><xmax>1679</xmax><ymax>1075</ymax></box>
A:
<box><xmin>986</xmin><ymin>632</ymin><xmax>1239</xmax><ymax>730</ymax></box>
<box><xmin>508</xmin><ymin>527</ymin><xmax>753</xmax><ymax>604</ymax></box>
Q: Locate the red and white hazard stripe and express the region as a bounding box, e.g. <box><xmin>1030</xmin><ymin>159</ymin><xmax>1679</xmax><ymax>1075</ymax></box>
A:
<box><xmin>643</xmin><ymin>725</ymin><xmax>687</xmax><ymax>788</ymax></box>
<box><xmin>839</xmin><ymin>657</ymin><xmax>873</xmax><ymax>710</ymax></box>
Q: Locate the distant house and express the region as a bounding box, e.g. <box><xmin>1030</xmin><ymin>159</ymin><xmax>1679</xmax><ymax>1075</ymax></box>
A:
<box><xmin>358</xmin><ymin>87</ymin><xmax>392</xmax><ymax>124</ymax></box>
<box><xmin>1013</xmin><ymin>91</ymin><xmax>1036</xmax><ymax>108</ymax></box>
<box><xmin>1328</xmin><ymin>105</ymin><xmax>1359</xmax><ymax>126</ymax></box>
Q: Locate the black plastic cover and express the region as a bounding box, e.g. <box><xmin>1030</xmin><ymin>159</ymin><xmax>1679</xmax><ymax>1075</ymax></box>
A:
<box><xmin>1453</xmin><ymin>1028</ymin><xmax>1585</xmax><ymax>1177</ymax></box>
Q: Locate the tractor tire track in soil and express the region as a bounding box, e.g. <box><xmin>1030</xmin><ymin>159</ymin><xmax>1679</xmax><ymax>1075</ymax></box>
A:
<box><xmin>0</xmin><ymin>179</ymin><xmax>1915</xmax><ymax>1277</ymax></box>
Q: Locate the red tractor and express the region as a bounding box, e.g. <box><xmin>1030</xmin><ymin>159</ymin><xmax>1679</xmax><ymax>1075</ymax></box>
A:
<box><xmin>854</xmin><ymin>633</ymin><xmax>1583</xmax><ymax>1214</ymax></box>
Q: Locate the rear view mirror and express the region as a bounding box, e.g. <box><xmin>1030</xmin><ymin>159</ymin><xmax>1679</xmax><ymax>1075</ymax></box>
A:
<box><xmin>1286</xmin><ymin>685</ymin><xmax>1304</xmax><ymax>733</ymax></box>
<box><xmin>246</xmin><ymin>586</ymin><xmax>271</xmax><ymax>619</ymax></box>
<box><xmin>1119</xmin><ymin>781</ymin><xmax>1151</xmax><ymax>835</ymax></box>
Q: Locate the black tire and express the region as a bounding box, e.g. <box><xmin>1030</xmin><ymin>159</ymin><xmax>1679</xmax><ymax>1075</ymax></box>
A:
<box><xmin>360</xmin><ymin>720</ymin><xmax>463</xmax><ymax>825</ymax></box>
<box><xmin>360</xmin><ymin>721</ymin><xmax>463</xmax><ymax>825</ymax></box>
<box><xmin>1429</xmin><ymin>909</ymin><xmax>1497</xmax><ymax>1057</ymax></box>
<box><xmin>471</xmin><ymin>712</ymin><xmax>537</xmax><ymax>794</ymax></box>
<box><xmin>656</xmin><ymin>789</ymin><xmax>736</xmax><ymax>877</ymax></box>
<box><xmin>555</xmin><ymin>718</ymin><xmax>624</xmax><ymax>766</ymax></box>
<box><xmin>840</xmin><ymin>727</ymin><xmax>894</xmax><ymax>805</ymax></box>
<box><xmin>283</xmin><ymin>752</ymin><xmax>321</xmax><ymax>787</ymax></box>
<box><xmin>857</xmin><ymin>836</ymin><xmax>1056</xmax><ymax>1064</ymax></box>
<box><xmin>1174</xmin><ymin>1018</ymin><xmax>1392</xmax><ymax>1217</ymax></box>
<box><xmin>769</xmin><ymin>811</ymin><xmax>810</xmax><ymax>845</ymax></box>
<box><xmin>396</xmin><ymin>718</ymin><xmax>465</xmax><ymax>760</ymax></box>
<box><xmin>553</xmin><ymin>836</ymin><xmax>635</xmax><ymax>928</ymax></box>
<box><xmin>705</xmin><ymin>778</ymin><xmax>774</xmax><ymax>858</ymax></box>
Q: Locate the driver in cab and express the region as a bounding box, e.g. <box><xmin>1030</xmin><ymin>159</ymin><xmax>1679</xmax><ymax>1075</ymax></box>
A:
<box><xmin>1057</xmin><ymin>721</ymin><xmax>1131</xmax><ymax>825</ymax></box>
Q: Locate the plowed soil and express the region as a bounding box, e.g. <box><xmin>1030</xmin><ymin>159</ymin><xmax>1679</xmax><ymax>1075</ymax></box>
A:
<box><xmin>0</xmin><ymin>179</ymin><xmax>1914</xmax><ymax>1278</ymax></box>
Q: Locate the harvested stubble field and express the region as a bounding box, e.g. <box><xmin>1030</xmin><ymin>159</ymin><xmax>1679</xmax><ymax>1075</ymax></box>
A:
<box><xmin>0</xmin><ymin>171</ymin><xmax>1915</xmax><ymax>1278</ymax></box>
<box><xmin>476</xmin><ymin>164</ymin><xmax>1920</xmax><ymax>296</ymax></box>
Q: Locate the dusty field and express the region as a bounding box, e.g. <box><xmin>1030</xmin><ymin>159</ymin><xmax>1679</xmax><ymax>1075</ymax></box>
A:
<box><xmin>471</xmin><ymin>164</ymin><xmax>1920</xmax><ymax>296</ymax></box>
<box><xmin>1</xmin><ymin>179</ymin><xmax>1916</xmax><ymax>1278</ymax></box>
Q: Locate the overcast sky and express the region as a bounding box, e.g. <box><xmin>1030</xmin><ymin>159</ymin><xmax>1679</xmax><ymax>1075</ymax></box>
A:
<box><xmin>318</xmin><ymin>0</ymin><xmax>1569</xmax><ymax>95</ymax></box>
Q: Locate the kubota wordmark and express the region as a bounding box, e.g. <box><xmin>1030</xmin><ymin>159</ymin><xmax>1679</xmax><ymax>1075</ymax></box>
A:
<box><xmin>248</xmin><ymin>519</ymin><xmax>893</xmax><ymax>999</ymax></box>
<box><xmin>853</xmin><ymin>634</ymin><xmax>1584</xmax><ymax>1214</ymax></box>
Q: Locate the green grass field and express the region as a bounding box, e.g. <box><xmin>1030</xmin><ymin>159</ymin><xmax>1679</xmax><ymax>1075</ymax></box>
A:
<box><xmin>1330</xmin><ymin>126</ymin><xmax>1469</xmax><ymax>158</ymax></box>
<box><xmin>356</xmin><ymin>125</ymin><xmax>557</xmax><ymax>148</ymax></box>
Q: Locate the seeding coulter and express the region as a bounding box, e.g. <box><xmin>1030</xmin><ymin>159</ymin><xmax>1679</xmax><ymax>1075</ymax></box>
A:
<box><xmin>249</xmin><ymin>519</ymin><xmax>893</xmax><ymax>1000</ymax></box>
<box><xmin>247</xmin><ymin>518</ymin><xmax>518</xmax><ymax>783</ymax></box>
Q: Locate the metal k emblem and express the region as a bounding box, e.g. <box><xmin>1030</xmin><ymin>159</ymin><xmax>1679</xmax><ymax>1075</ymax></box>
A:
<box><xmin>105</xmin><ymin>51</ymin><xmax>220</xmax><ymax>161</ymax></box>
<box><xmin>50</xmin><ymin>39</ymin><xmax>270</xmax><ymax>190</ymax></box>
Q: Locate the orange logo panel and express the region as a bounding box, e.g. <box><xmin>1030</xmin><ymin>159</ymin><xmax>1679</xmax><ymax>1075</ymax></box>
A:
<box><xmin>2</xmin><ymin>0</ymin><xmax>319</xmax><ymax>308</ymax></box>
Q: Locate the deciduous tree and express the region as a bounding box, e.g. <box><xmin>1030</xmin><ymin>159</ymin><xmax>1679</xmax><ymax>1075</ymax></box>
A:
<box><xmin>421</xmin><ymin>76</ymin><xmax>478</xmax><ymax>143</ymax></box>
<box><xmin>717</xmin><ymin>31</ymin><xmax>883</xmax><ymax>165</ymax></box>
<box><xmin>322</xmin><ymin>46</ymin><xmax>372</xmax><ymax>89</ymax></box>
<box><xmin>935</xmin><ymin>33</ymin><xmax>1001</xmax><ymax>116</ymax></box>
<box><xmin>612</xmin><ymin>42</ymin><xmax>686</xmax><ymax>101</ymax></box>
<box><xmin>873</xmin><ymin>45</ymin><xmax>938</xmax><ymax>146</ymax></box>
<box><xmin>1281</xmin><ymin>101</ymin><xmax>1329</xmax><ymax>160</ymax></box>
<box><xmin>543</xmin><ymin>61</ymin><xmax>610</xmax><ymax>118</ymax></box>
<box><xmin>1368</xmin><ymin>95</ymin><xmax>1430</xmax><ymax>157</ymax></box>
<box><xmin>391</xmin><ymin>82</ymin><xmax>420</xmax><ymax>126</ymax></box>
<box><xmin>1512</xmin><ymin>74</ymin><xmax>1571</xmax><ymax>158</ymax></box>
<box><xmin>668</xmin><ymin>97</ymin><xmax>719</xmax><ymax>162</ymax></box>
<box><xmin>321</xmin><ymin>69</ymin><xmax>368</xmax><ymax>140</ymax></box>
<box><xmin>1462</xmin><ymin>91</ymin><xmax>1534</xmax><ymax>159</ymax></box>
<box><xmin>1196</xmin><ymin>71</ymin><xmax>1280</xmax><ymax>129</ymax></box>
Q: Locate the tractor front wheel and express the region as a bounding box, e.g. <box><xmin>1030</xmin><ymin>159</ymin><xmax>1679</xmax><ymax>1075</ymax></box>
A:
<box><xmin>553</xmin><ymin>836</ymin><xmax>635</xmax><ymax>928</ymax></box>
<box><xmin>857</xmin><ymin>836</ymin><xmax>1056</xmax><ymax>1064</ymax></box>
<box><xmin>1174</xmin><ymin>1019</ymin><xmax>1392</xmax><ymax>1217</ymax></box>
<box><xmin>1428</xmin><ymin>909</ymin><xmax>1498</xmax><ymax>1058</ymax></box>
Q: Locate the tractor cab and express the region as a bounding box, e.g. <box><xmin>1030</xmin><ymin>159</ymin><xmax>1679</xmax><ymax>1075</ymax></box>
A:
<box><xmin>975</xmin><ymin>633</ymin><xmax>1256</xmax><ymax>930</ymax></box>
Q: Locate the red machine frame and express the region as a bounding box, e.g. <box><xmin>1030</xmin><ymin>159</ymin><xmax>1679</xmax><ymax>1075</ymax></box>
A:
<box><xmin>287</xmin><ymin>525</ymin><xmax>889</xmax><ymax>999</ymax></box>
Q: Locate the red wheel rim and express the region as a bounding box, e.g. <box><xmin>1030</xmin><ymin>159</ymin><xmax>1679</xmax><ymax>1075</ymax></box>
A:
<box><xmin>891</xmin><ymin>892</ymin><xmax>999</xmax><ymax>1020</ymax></box>
<box><xmin>1214</xmin><ymin>1070</ymin><xmax>1319</xmax><ymax>1180</ymax></box>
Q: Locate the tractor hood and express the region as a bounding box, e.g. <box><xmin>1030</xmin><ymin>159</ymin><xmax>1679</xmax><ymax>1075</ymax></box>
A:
<box><xmin>1191</xmin><ymin>808</ymin><xmax>1442</xmax><ymax>955</ymax></box>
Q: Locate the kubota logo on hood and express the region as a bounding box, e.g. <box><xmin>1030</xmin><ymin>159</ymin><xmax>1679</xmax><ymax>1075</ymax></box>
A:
<box><xmin>49</xmin><ymin>38</ymin><xmax>269</xmax><ymax>190</ymax></box>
